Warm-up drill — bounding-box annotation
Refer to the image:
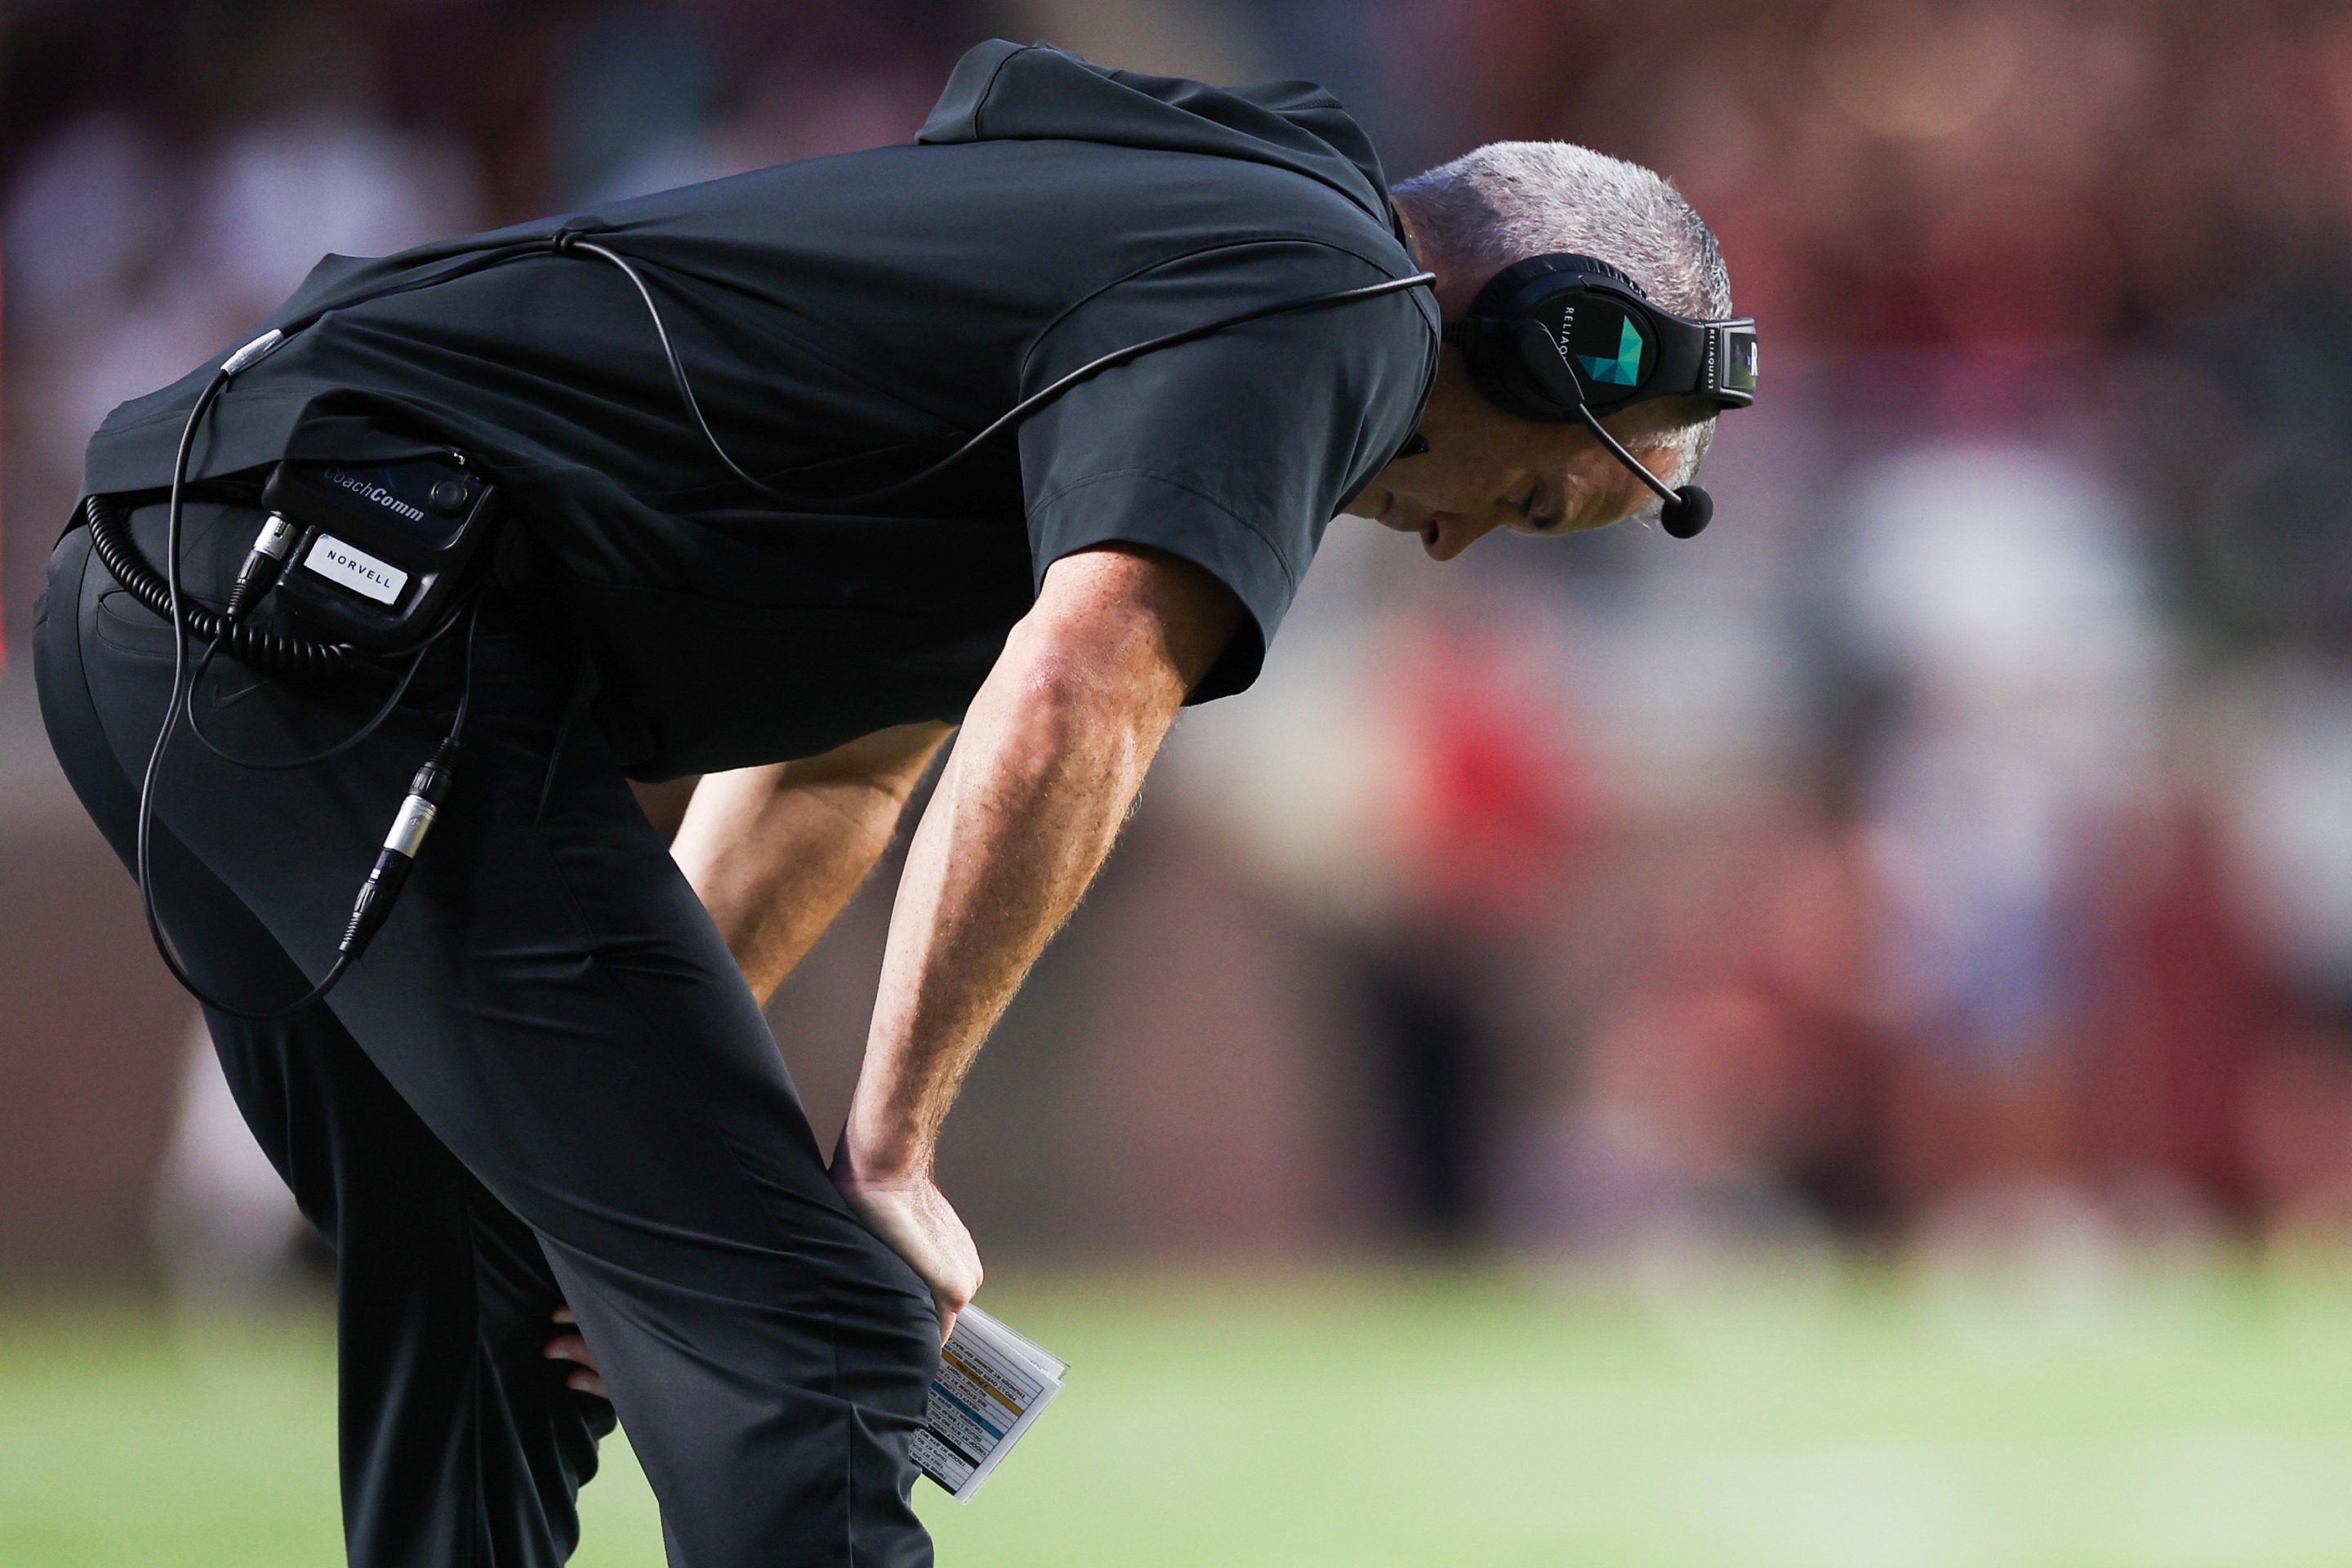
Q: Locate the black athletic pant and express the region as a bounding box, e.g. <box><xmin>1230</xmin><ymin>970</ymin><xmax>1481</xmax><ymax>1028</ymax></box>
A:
<box><xmin>36</xmin><ymin>501</ymin><xmax>939</xmax><ymax>1568</ymax></box>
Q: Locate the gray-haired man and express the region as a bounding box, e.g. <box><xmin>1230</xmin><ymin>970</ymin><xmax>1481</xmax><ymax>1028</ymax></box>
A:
<box><xmin>41</xmin><ymin>40</ymin><xmax>1738</xmax><ymax>1568</ymax></box>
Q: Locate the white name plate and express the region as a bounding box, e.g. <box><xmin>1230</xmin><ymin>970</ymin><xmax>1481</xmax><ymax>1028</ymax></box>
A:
<box><xmin>301</xmin><ymin>535</ymin><xmax>408</xmax><ymax>605</ymax></box>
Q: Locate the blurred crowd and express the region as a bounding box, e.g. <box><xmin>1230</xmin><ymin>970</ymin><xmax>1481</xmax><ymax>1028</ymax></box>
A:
<box><xmin>7</xmin><ymin>0</ymin><xmax>2352</xmax><ymax>1285</ymax></box>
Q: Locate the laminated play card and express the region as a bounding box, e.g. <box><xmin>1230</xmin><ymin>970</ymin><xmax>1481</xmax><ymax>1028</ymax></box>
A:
<box><xmin>909</xmin><ymin>1305</ymin><xmax>1067</xmax><ymax>1502</ymax></box>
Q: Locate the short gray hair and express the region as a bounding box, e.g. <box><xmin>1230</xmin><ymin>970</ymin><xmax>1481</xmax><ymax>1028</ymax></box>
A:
<box><xmin>1392</xmin><ymin>141</ymin><xmax>1732</xmax><ymax>485</ymax></box>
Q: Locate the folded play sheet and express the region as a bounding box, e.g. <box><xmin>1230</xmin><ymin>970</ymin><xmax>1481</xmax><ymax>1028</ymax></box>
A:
<box><xmin>911</xmin><ymin>1305</ymin><xmax>1068</xmax><ymax>1502</ymax></box>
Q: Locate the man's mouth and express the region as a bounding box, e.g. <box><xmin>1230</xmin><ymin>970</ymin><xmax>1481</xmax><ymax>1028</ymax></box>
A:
<box><xmin>1375</xmin><ymin>499</ymin><xmax>1448</xmax><ymax>555</ymax></box>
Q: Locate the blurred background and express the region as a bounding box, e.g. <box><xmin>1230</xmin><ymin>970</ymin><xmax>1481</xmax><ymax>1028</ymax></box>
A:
<box><xmin>10</xmin><ymin>2</ymin><xmax>2352</xmax><ymax>1564</ymax></box>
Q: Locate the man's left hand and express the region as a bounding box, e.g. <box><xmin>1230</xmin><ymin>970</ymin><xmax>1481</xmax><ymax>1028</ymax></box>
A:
<box><xmin>543</xmin><ymin>1304</ymin><xmax>608</xmax><ymax>1399</ymax></box>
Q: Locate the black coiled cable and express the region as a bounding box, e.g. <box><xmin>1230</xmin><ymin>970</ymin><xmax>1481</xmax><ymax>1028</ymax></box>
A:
<box><xmin>82</xmin><ymin>492</ymin><xmax>373</xmax><ymax>687</ymax></box>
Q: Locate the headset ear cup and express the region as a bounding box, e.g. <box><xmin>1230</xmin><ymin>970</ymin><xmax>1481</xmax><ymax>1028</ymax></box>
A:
<box><xmin>1452</xmin><ymin>316</ymin><xmax>1575</xmax><ymax>424</ymax></box>
<box><xmin>1451</xmin><ymin>318</ymin><xmax>1531</xmax><ymax>422</ymax></box>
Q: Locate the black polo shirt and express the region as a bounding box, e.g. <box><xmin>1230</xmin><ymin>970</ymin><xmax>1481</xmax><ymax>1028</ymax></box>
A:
<box><xmin>81</xmin><ymin>41</ymin><xmax>1439</xmax><ymax>777</ymax></box>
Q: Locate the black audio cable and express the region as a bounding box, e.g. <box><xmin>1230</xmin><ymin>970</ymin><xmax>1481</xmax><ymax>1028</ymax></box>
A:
<box><xmin>84</xmin><ymin>492</ymin><xmax>365</xmax><ymax>686</ymax></box>
<box><xmin>557</xmin><ymin>234</ymin><xmax>1436</xmax><ymax>511</ymax></box>
<box><xmin>91</xmin><ymin>237</ymin><xmax>1439</xmax><ymax>684</ymax></box>
<box><xmin>133</xmin><ymin>597</ymin><xmax>479</xmax><ymax>1020</ymax></box>
<box><xmin>339</xmin><ymin>605</ymin><xmax>479</xmax><ymax>967</ymax></box>
<box><xmin>180</xmin><ymin>599</ymin><xmax>465</xmax><ymax>771</ymax></box>
<box><xmin>109</xmin><ymin>238</ymin><xmax>1438</xmax><ymax>1019</ymax></box>
<box><xmin>127</xmin><ymin>346</ymin><xmax>360</xmax><ymax>1020</ymax></box>
<box><xmin>131</xmin><ymin>328</ymin><xmax>482</xmax><ymax>1019</ymax></box>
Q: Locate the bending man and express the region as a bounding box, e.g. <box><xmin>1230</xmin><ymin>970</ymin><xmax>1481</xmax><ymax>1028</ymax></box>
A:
<box><xmin>40</xmin><ymin>40</ymin><xmax>1742</xmax><ymax>1568</ymax></box>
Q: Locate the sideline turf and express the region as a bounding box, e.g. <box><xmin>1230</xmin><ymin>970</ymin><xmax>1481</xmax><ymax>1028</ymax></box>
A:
<box><xmin>5</xmin><ymin>1262</ymin><xmax>2352</xmax><ymax>1567</ymax></box>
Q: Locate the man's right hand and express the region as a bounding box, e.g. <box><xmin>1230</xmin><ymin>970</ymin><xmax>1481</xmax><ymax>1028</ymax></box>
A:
<box><xmin>833</xmin><ymin>1152</ymin><xmax>983</xmax><ymax>1343</ymax></box>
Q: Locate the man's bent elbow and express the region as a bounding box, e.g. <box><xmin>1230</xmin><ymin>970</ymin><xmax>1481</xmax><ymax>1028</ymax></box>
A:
<box><xmin>1031</xmin><ymin>546</ymin><xmax>1245</xmax><ymax>693</ymax></box>
<box><xmin>1001</xmin><ymin>620</ymin><xmax>1187</xmax><ymax>751</ymax></box>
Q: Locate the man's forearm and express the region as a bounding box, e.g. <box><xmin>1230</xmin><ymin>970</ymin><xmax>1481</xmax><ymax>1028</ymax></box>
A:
<box><xmin>671</xmin><ymin>724</ymin><xmax>951</xmax><ymax>1007</ymax></box>
<box><xmin>841</xmin><ymin>550</ymin><xmax>1226</xmax><ymax>1179</ymax></box>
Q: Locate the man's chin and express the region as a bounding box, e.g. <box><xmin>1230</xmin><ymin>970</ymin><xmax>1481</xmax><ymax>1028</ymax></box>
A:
<box><xmin>1338</xmin><ymin>480</ymin><xmax>1396</xmax><ymax>523</ymax></box>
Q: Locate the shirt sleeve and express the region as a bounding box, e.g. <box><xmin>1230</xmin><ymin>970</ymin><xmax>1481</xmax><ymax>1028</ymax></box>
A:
<box><xmin>1016</xmin><ymin>240</ymin><xmax>1436</xmax><ymax>701</ymax></box>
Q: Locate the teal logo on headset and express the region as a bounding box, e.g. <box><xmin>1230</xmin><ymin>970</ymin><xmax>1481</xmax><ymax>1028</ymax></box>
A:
<box><xmin>1555</xmin><ymin>300</ymin><xmax>1652</xmax><ymax>394</ymax></box>
<box><xmin>1580</xmin><ymin>317</ymin><xmax>1645</xmax><ymax>385</ymax></box>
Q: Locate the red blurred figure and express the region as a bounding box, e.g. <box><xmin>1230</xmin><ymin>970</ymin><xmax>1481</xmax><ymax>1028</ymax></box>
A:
<box><xmin>1364</xmin><ymin>608</ymin><xmax>1588</xmax><ymax>1241</ymax></box>
<box><xmin>1397</xmin><ymin>612</ymin><xmax>1588</xmax><ymax>938</ymax></box>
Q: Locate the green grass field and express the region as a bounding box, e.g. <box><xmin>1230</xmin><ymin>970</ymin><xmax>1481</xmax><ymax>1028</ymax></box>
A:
<box><xmin>7</xmin><ymin>1258</ymin><xmax>2352</xmax><ymax>1566</ymax></box>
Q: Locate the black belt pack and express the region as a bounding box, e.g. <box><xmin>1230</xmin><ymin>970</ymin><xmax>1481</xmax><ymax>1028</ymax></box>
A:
<box><xmin>260</xmin><ymin>454</ymin><xmax>497</xmax><ymax>653</ymax></box>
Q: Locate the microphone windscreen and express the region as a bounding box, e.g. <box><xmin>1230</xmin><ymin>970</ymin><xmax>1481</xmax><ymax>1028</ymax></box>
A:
<box><xmin>1660</xmin><ymin>484</ymin><xmax>1713</xmax><ymax>539</ymax></box>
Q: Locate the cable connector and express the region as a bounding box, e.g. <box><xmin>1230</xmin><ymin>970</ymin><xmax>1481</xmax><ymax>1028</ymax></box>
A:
<box><xmin>223</xmin><ymin>512</ymin><xmax>299</xmax><ymax>623</ymax></box>
<box><xmin>222</xmin><ymin>329</ymin><xmax>285</xmax><ymax>376</ymax></box>
<box><xmin>340</xmin><ymin>737</ymin><xmax>461</xmax><ymax>960</ymax></box>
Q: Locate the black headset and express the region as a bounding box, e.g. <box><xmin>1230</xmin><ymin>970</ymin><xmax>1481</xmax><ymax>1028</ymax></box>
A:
<box><xmin>1438</xmin><ymin>252</ymin><xmax>1757</xmax><ymax>538</ymax></box>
